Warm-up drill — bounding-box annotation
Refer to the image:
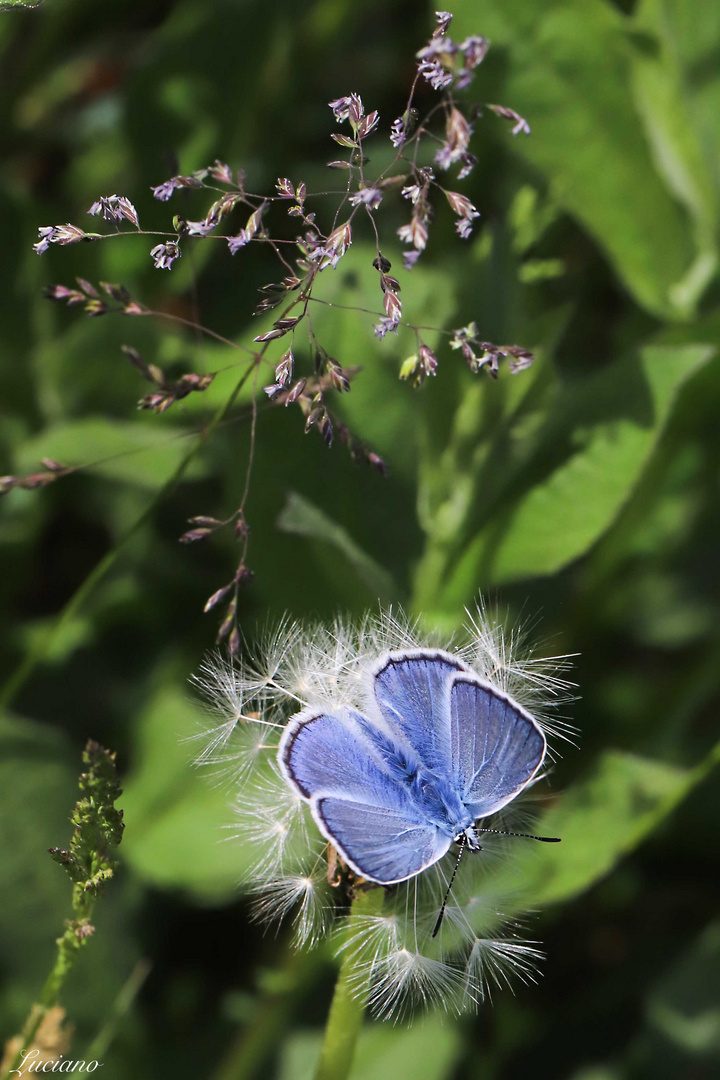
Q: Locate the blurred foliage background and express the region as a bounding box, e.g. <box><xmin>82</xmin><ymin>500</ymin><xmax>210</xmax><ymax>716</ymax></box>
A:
<box><xmin>1</xmin><ymin>0</ymin><xmax>720</xmax><ymax>1078</ymax></box>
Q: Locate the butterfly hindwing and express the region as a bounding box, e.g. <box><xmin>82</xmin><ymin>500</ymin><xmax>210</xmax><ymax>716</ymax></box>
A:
<box><xmin>314</xmin><ymin>797</ymin><xmax>451</xmax><ymax>885</ymax></box>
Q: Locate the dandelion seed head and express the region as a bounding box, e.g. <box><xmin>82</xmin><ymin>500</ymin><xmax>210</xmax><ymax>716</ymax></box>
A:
<box><xmin>191</xmin><ymin>599</ymin><xmax>575</xmax><ymax>1016</ymax></box>
<box><xmin>338</xmin><ymin>913</ymin><xmax>401</xmax><ymax>960</ymax></box>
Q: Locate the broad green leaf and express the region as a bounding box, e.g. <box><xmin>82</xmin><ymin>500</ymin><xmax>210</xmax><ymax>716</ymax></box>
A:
<box><xmin>121</xmin><ymin>682</ymin><xmax>252</xmax><ymax>901</ymax></box>
<box><xmin>442</xmin><ymin>343</ymin><xmax>713</xmax><ymax>597</ymax></box>
<box><xmin>629</xmin><ymin>0</ymin><xmax>718</xmax><ymax>311</ymax></box>
<box><xmin>645</xmin><ymin>0</ymin><xmax>720</xmax><ymax>190</ymax></box>
<box><xmin>277</xmin><ymin>491</ymin><xmax>395</xmax><ymax>601</ymax></box>
<box><xmin>16</xmin><ymin>417</ymin><xmax>208</xmax><ymax>490</ymax></box>
<box><xmin>452</xmin><ymin>0</ymin><xmax>699</xmax><ymax>317</ymax></box>
<box><xmin>491</xmin><ymin>741</ymin><xmax>720</xmax><ymax>908</ymax></box>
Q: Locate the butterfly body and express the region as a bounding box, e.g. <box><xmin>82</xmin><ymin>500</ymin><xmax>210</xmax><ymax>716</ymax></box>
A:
<box><xmin>278</xmin><ymin>648</ymin><xmax>546</xmax><ymax>885</ymax></box>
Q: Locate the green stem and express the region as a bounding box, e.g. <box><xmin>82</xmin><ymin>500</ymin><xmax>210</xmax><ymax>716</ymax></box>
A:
<box><xmin>312</xmin><ymin>889</ymin><xmax>384</xmax><ymax>1080</ymax></box>
<box><xmin>3</xmin><ymin>919</ymin><xmax>94</xmax><ymax>1080</ymax></box>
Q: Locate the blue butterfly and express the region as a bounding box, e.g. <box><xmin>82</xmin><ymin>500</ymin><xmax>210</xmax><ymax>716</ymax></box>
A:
<box><xmin>278</xmin><ymin>648</ymin><xmax>554</xmax><ymax>891</ymax></box>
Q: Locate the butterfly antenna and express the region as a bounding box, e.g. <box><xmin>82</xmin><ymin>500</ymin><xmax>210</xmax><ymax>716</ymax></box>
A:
<box><xmin>431</xmin><ymin>835</ymin><xmax>466</xmax><ymax>939</ymax></box>
<box><xmin>476</xmin><ymin>828</ymin><xmax>561</xmax><ymax>843</ymax></box>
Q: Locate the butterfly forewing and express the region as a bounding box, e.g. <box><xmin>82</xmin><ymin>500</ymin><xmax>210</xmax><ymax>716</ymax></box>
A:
<box><xmin>372</xmin><ymin>650</ymin><xmax>467</xmax><ymax>774</ymax></box>
<box><xmin>449</xmin><ymin>675</ymin><xmax>546</xmax><ymax>818</ymax></box>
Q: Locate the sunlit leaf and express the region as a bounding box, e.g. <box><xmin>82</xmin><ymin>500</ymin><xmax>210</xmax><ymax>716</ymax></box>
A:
<box><xmin>120</xmin><ymin>683</ymin><xmax>253</xmax><ymax>901</ymax></box>
<box><xmin>441</xmin><ymin>343</ymin><xmax>714</xmax><ymax>598</ymax></box>
<box><xmin>452</xmin><ymin>0</ymin><xmax>701</xmax><ymax>317</ymax></box>
<box><xmin>492</xmin><ymin>740</ymin><xmax>720</xmax><ymax>907</ymax></box>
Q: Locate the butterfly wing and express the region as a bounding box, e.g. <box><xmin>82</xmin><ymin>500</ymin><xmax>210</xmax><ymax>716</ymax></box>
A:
<box><xmin>278</xmin><ymin>707</ymin><xmax>451</xmax><ymax>884</ymax></box>
<box><xmin>314</xmin><ymin>797</ymin><xmax>451</xmax><ymax>885</ymax></box>
<box><xmin>372</xmin><ymin>649</ymin><xmax>468</xmax><ymax>774</ymax></box>
<box><xmin>449</xmin><ymin>674</ymin><xmax>546</xmax><ymax>818</ymax></box>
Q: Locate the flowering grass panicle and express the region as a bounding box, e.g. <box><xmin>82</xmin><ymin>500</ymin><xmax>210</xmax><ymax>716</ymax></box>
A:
<box><xmin>21</xmin><ymin>11</ymin><xmax>538</xmax><ymax>655</ymax></box>
<box><xmin>192</xmin><ymin>603</ymin><xmax>575</xmax><ymax>1018</ymax></box>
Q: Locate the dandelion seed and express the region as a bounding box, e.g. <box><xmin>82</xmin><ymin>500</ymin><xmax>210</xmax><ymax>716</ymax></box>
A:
<box><xmin>359</xmin><ymin>950</ymin><xmax>466</xmax><ymax>1020</ymax></box>
<box><xmin>463</xmin><ymin>936</ymin><xmax>544</xmax><ymax>1004</ymax></box>
<box><xmin>251</xmin><ymin>870</ymin><xmax>331</xmax><ymax>947</ymax></box>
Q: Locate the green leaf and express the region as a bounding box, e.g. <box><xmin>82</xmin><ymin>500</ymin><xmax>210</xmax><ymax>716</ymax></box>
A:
<box><xmin>277</xmin><ymin>491</ymin><xmax>396</xmax><ymax>600</ymax></box>
<box><xmin>636</xmin><ymin>0</ymin><xmax>720</xmax><ymax>192</ymax></box>
<box><xmin>492</xmin><ymin>740</ymin><xmax>720</xmax><ymax>908</ymax></box>
<box><xmin>120</xmin><ymin>682</ymin><xmax>251</xmax><ymax>902</ymax></box>
<box><xmin>629</xmin><ymin>0</ymin><xmax>719</xmax><ymax>311</ymax></box>
<box><xmin>443</xmin><ymin>343</ymin><xmax>714</xmax><ymax>597</ymax></box>
<box><xmin>16</xmin><ymin>417</ymin><xmax>208</xmax><ymax>490</ymax></box>
<box><xmin>452</xmin><ymin>0</ymin><xmax>700</xmax><ymax>317</ymax></box>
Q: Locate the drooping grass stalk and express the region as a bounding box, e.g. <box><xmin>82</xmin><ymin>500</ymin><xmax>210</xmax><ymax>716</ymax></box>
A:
<box><xmin>312</xmin><ymin>888</ymin><xmax>385</xmax><ymax>1080</ymax></box>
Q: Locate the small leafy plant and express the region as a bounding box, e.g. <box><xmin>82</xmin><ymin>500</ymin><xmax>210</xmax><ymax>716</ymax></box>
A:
<box><xmin>2</xmin><ymin>742</ymin><xmax>123</xmax><ymax>1079</ymax></box>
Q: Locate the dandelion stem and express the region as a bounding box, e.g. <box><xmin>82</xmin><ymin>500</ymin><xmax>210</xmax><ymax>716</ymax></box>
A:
<box><xmin>312</xmin><ymin>888</ymin><xmax>385</xmax><ymax>1080</ymax></box>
